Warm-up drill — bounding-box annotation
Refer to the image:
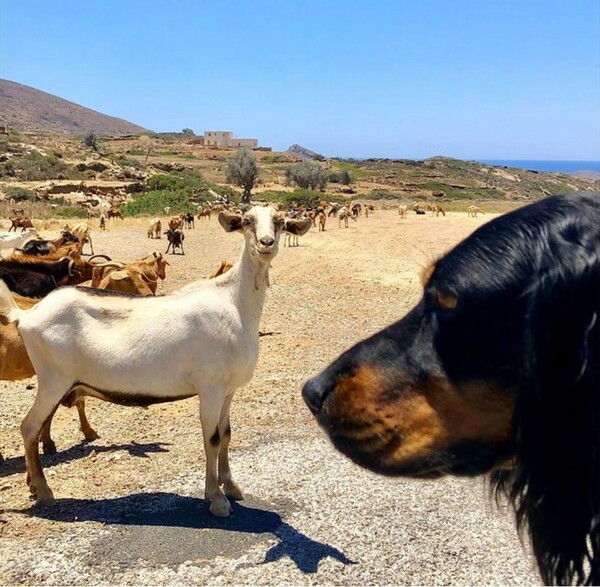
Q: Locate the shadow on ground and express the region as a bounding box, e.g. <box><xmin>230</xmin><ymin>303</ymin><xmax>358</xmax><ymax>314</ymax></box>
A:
<box><xmin>0</xmin><ymin>441</ymin><xmax>170</xmax><ymax>478</ymax></box>
<box><xmin>19</xmin><ymin>492</ymin><xmax>355</xmax><ymax>573</ymax></box>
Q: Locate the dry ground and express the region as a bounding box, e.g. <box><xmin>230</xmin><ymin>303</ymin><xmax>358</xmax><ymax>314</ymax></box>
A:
<box><xmin>0</xmin><ymin>208</ymin><xmax>540</xmax><ymax>585</ymax></box>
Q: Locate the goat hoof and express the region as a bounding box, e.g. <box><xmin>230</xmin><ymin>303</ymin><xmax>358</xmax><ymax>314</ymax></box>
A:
<box><xmin>209</xmin><ymin>496</ymin><xmax>232</xmax><ymax>517</ymax></box>
<box><xmin>35</xmin><ymin>494</ymin><xmax>56</xmax><ymax>507</ymax></box>
<box><xmin>83</xmin><ymin>430</ymin><xmax>100</xmax><ymax>441</ymax></box>
<box><xmin>223</xmin><ymin>481</ymin><xmax>245</xmax><ymax>501</ymax></box>
<box><xmin>42</xmin><ymin>441</ymin><xmax>57</xmax><ymax>455</ymax></box>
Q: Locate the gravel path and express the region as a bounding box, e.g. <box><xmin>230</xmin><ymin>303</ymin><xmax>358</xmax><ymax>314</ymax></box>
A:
<box><xmin>0</xmin><ymin>210</ymin><xmax>540</xmax><ymax>585</ymax></box>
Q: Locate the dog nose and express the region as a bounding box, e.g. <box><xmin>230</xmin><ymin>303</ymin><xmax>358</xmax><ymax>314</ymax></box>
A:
<box><xmin>260</xmin><ymin>236</ymin><xmax>275</xmax><ymax>247</ymax></box>
<box><xmin>302</xmin><ymin>377</ymin><xmax>328</xmax><ymax>414</ymax></box>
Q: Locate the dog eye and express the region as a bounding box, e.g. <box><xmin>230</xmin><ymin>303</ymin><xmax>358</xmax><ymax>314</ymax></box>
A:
<box><xmin>435</xmin><ymin>290</ymin><xmax>458</xmax><ymax>311</ymax></box>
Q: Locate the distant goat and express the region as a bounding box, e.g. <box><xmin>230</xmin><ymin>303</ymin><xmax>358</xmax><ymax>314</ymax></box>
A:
<box><xmin>65</xmin><ymin>222</ymin><xmax>94</xmax><ymax>255</ymax></box>
<box><xmin>106</xmin><ymin>208</ymin><xmax>123</xmax><ymax>220</ymax></box>
<box><xmin>165</xmin><ymin>228</ymin><xmax>185</xmax><ymax>254</ymax></box>
<box><xmin>168</xmin><ymin>217</ymin><xmax>183</xmax><ymax>230</ymax></box>
<box><xmin>318</xmin><ymin>211</ymin><xmax>326</xmax><ymax>232</ymax></box>
<box><xmin>183</xmin><ymin>213</ymin><xmax>195</xmax><ymax>229</ymax></box>
<box><xmin>467</xmin><ymin>205</ymin><xmax>485</xmax><ymax>217</ymax></box>
<box><xmin>338</xmin><ymin>206</ymin><xmax>357</xmax><ymax>228</ymax></box>
<box><xmin>8</xmin><ymin>217</ymin><xmax>34</xmax><ymax>233</ymax></box>
<box><xmin>398</xmin><ymin>204</ymin><xmax>407</xmax><ymax>218</ymax></box>
<box><xmin>147</xmin><ymin>218</ymin><xmax>162</xmax><ymax>239</ymax></box>
<box><xmin>0</xmin><ymin>229</ymin><xmax>39</xmax><ymax>253</ymax></box>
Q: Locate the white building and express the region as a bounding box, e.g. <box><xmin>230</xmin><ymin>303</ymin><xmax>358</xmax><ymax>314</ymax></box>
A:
<box><xmin>203</xmin><ymin>131</ymin><xmax>258</xmax><ymax>149</ymax></box>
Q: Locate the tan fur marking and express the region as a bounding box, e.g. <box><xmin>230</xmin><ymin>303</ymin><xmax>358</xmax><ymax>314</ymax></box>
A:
<box><xmin>327</xmin><ymin>366</ymin><xmax>514</xmax><ymax>468</ymax></box>
<box><xmin>436</xmin><ymin>291</ymin><xmax>458</xmax><ymax>310</ymax></box>
<box><xmin>420</xmin><ymin>262</ymin><xmax>436</xmax><ymax>286</ymax></box>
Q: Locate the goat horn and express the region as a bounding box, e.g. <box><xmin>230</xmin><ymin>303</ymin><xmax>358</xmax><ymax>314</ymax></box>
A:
<box><xmin>93</xmin><ymin>261</ymin><xmax>125</xmax><ymax>269</ymax></box>
<box><xmin>88</xmin><ymin>254</ymin><xmax>112</xmax><ymax>263</ymax></box>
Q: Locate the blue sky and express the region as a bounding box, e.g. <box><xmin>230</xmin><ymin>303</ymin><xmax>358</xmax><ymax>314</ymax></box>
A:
<box><xmin>1</xmin><ymin>0</ymin><xmax>599</xmax><ymax>160</ymax></box>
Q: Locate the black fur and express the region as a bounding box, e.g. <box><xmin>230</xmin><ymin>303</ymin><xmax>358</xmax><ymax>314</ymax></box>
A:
<box><xmin>0</xmin><ymin>257</ymin><xmax>73</xmax><ymax>297</ymax></box>
<box><xmin>303</xmin><ymin>192</ymin><xmax>600</xmax><ymax>585</ymax></box>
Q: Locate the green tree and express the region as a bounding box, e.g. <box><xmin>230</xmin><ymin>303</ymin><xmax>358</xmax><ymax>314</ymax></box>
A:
<box><xmin>226</xmin><ymin>149</ymin><xmax>260</xmax><ymax>204</ymax></box>
<box><xmin>182</xmin><ymin>128</ymin><xmax>195</xmax><ymax>135</ymax></box>
<box><xmin>285</xmin><ymin>161</ymin><xmax>328</xmax><ymax>191</ymax></box>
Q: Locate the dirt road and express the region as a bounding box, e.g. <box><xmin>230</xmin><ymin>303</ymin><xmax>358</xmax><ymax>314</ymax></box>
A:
<box><xmin>0</xmin><ymin>209</ymin><xmax>540</xmax><ymax>585</ymax></box>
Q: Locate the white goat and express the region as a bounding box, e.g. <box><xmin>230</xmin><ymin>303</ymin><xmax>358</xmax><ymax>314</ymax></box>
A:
<box><xmin>0</xmin><ymin>206</ymin><xmax>289</xmax><ymax>517</ymax></box>
<box><xmin>0</xmin><ymin>228</ymin><xmax>39</xmax><ymax>253</ymax></box>
<box><xmin>338</xmin><ymin>206</ymin><xmax>356</xmax><ymax>228</ymax></box>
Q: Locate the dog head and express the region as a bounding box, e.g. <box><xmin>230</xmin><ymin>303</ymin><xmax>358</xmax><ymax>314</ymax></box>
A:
<box><xmin>303</xmin><ymin>192</ymin><xmax>600</xmax><ymax>585</ymax></box>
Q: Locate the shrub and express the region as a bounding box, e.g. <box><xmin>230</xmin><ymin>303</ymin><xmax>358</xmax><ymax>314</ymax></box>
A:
<box><xmin>258</xmin><ymin>189</ymin><xmax>344</xmax><ymax>208</ymax></box>
<box><xmin>226</xmin><ymin>149</ymin><xmax>260</xmax><ymax>204</ymax></box>
<box><xmin>285</xmin><ymin>161</ymin><xmax>328</xmax><ymax>190</ymax></box>
<box><xmin>0</xmin><ymin>151</ymin><xmax>82</xmax><ymax>181</ymax></box>
<box><xmin>147</xmin><ymin>174</ymin><xmax>185</xmax><ymax>191</ymax></box>
<box><xmin>54</xmin><ymin>206</ymin><xmax>89</xmax><ymax>219</ymax></box>
<box><xmin>121</xmin><ymin>190</ymin><xmax>196</xmax><ymax>216</ymax></box>
<box><xmin>367</xmin><ymin>189</ymin><xmax>398</xmax><ymax>200</ymax></box>
<box><xmin>83</xmin><ymin>131</ymin><xmax>99</xmax><ymax>151</ymax></box>
<box><xmin>4</xmin><ymin>187</ymin><xmax>38</xmax><ymax>202</ymax></box>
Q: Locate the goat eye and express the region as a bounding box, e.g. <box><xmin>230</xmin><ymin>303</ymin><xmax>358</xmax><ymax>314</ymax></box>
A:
<box><xmin>435</xmin><ymin>290</ymin><xmax>458</xmax><ymax>311</ymax></box>
<box><xmin>242</xmin><ymin>216</ymin><xmax>254</xmax><ymax>227</ymax></box>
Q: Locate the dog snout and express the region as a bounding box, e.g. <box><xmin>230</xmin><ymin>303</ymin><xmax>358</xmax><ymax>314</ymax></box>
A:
<box><xmin>302</xmin><ymin>376</ymin><xmax>329</xmax><ymax>414</ymax></box>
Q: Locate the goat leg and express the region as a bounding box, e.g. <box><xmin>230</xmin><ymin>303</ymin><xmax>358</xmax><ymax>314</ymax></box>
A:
<box><xmin>75</xmin><ymin>399</ymin><xmax>99</xmax><ymax>441</ymax></box>
<box><xmin>199</xmin><ymin>389</ymin><xmax>233</xmax><ymax>517</ymax></box>
<box><xmin>217</xmin><ymin>394</ymin><xmax>244</xmax><ymax>501</ymax></box>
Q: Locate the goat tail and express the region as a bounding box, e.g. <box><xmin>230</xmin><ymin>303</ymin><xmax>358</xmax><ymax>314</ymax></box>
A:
<box><xmin>0</xmin><ymin>279</ymin><xmax>22</xmax><ymax>325</ymax></box>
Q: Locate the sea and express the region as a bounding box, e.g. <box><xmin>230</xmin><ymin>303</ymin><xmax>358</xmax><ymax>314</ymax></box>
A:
<box><xmin>477</xmin><ymin>160</ymin><xmax>600</xmax><ymax>174</ymax></box>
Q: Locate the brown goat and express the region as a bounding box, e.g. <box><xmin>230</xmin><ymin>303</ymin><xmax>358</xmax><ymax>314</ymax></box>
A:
<box><xmin>206</xmin><ymin>260</ymin><xmax>233</xmax><ymax>279</ymax></box>
<box><xmin>168</xmin><ymin>216</ymin><xmax>183</xmax><ymax>230</ymax></box>
<box><xmin>318</xmin><ymin>211</ymin><xmax>326</xmax><ymax>231</ymax></box>
<box><xmin>91</xmin><ymin>252</ymin><xmax>169</xmax><ymax>295</ymax></box>
<box><xmin>0</xmin><ymin>294</ymin><xmax>98</xmax><ymax>460</ymax></box>
<box><xmin>106</xmin><ymin>208</ymin><xmax>123</xmax><ymax>220</ymax></box>
<box><xmin>8</xmin><ymin>217</ymin><xmax>34</xmax><ymax>233</ymax></box>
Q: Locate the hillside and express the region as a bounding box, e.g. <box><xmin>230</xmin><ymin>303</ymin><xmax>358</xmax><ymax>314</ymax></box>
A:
<box><xmin>0</xmin><ymin>79</ymin><xmax>148</xmax><ymax>136</ymax></box>
<box><xmin>0</xmin><ymin>131</ymin><xmax>597</xmax><ymax>215</ymax></box>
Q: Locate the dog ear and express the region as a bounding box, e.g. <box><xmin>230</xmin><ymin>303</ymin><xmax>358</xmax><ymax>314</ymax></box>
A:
<box><xmin>501</xmin><ymin>246</ymin><xmax>600</xmax><ymax>585</ymax></box>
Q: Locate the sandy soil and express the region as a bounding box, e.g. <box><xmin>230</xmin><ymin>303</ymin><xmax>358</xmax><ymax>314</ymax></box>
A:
<box><xmin>0</xmin><ymin>208</ymin><xmax>540</xmax><ymax>585</ymax></box>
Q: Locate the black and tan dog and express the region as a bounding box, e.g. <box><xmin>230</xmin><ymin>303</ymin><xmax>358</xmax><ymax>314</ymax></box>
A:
<box><xmin>303</xmin><ymin>192</ymin><xmax>599</xmax><ymax>586</ymax></box>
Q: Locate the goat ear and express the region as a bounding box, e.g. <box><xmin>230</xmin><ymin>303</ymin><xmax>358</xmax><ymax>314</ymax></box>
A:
<box><xmin>499</xmin><ymin>247</ymin><xmax>600</xmax><ymax>585</ymax></box>
<box><xmin>218</xmin><ymin>211</ymin><xmax>243</xmax><ymax>232</ymax></box>
<box><xmin>285</xmin><ymin>217</ymin><xmax>312</xmax><ymax>236</ymax></box>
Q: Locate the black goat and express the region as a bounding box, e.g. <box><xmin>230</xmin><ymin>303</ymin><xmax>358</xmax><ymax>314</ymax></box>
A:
<box><xmin>183</xmin><ymin>213</ymin><xmax>195</xmax><ymax>229</ymax></box>
<box><xmin>164</xmin><ymin>228</ymin><xmax>185</xmax><ymax>255</ymax></box>
<box><xmin>0</xmin><ymin>257</ymin><xmax>76</xmax><ymax>297</ymax></box>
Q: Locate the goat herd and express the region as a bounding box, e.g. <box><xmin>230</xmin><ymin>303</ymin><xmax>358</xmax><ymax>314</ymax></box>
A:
<box><xmin>0</xmin><ymin>197</ymin><xmax>488</xmax><ymax>477</ymax></box>
<box><xmin>0</xmin><ymin>197</ymin><xmax>489</xmax><ymax>505</ymax></box>
<box><xmin>1</xmin><ymin>192</ymin><xmax>598</xmax><ymax>586</ymax></box>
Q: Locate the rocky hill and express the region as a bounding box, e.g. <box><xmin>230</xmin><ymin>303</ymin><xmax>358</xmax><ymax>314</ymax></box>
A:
<box><xmin>286</xmin><ymin>144</ymin><xmax>324</xmax><ymax>161</ymax></box>
<box><xmin>0</xmin><ymin>79</ymin><xmax>148</xmax><ymax>136</ymax></box>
